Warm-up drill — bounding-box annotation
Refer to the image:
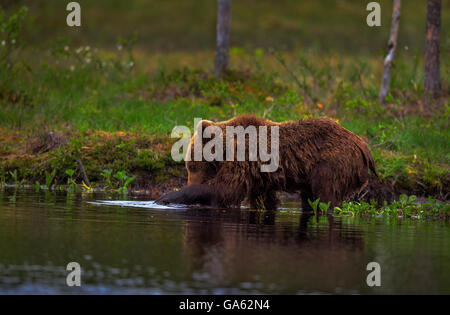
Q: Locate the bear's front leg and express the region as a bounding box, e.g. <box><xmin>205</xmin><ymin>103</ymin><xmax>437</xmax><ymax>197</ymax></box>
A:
<box><xmin>248</xmin><ymin>190</ymin><xmax>279</xmax><ymax>210</ymax></box>
<box><xmin>155</xmin><ymin>184</ymin><xmax>216</xmax><ymax>206</ymax></box>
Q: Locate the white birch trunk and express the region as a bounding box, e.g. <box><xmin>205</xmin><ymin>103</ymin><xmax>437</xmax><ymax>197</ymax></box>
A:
<box><xmin>379</xmin><ymin>0</ymin><xmax>401</xmax><ymax>104</ymax></box>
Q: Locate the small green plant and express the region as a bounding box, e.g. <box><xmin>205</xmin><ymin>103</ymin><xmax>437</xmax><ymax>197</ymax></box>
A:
<box><xmin>45</xmin><ymin>169</ymin><xmax>56</xmax><ymax>190</ymax></box>
<box><xmin>379</xmin><ymin>194</ymin><xmax>418</xmax><ymax>217</ymax></box>
<box><xmin>9</xmin><ymin>169</ymin><xmax>18</xmax><ymax>186</ymax></box>
<box><xmin>334</xmin><ymin>203</ymin><xmax>354</xmax><ymax>216</ymax></box>
<box><xmin>319</xmin><ymin>201</ymin><xmax>331</xmax><ymax>214</ymax></box>
<box><xmin>113</xmin><ymin>170</ymin><xmax>136</xmax><ymax>193</ymax></box>
<box><xmin>33</xmin><ymin>181</ymin><xmax>40</xmax><ymax>192</ymax></box>
<box><xmin>399</xmin><ymin>194</ymin><xmax>417</xmax><ymax>207</ymax></box>
<box><xmin>308</xmin><ymin>198</ymin><xmax>320</xmax><ymax>215</ymax></box>
<box><xmin>65</xmin><ymin>169</ymin><xmax>77</xmax><ymax>192</ymax></box>
<box><xmin>101</xmin><ymin>169</ymin><xmax>114</xmax><ymax>190</ymax></box>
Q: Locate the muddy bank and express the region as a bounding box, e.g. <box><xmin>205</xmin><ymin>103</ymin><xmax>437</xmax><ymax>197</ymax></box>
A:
<box><xmin>0</xmin><ymin>129</ymin><xmax>447</xmax><ymax>202</ymax></box>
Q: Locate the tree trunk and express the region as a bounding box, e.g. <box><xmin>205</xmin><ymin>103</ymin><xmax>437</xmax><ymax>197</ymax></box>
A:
<box><xmin>214</xmin><ymin>0</ymin><xmax>231</xmax><ymax>78</ymax></box>
<box><xmin>424</xmin><ymin>0</ymin><xmax>441</xmax><ymax>96</ymax></box>
<box><xmin>379</xmin><ymin>0</ymin><xmax>401</xmax><ymax>104</ymax></box>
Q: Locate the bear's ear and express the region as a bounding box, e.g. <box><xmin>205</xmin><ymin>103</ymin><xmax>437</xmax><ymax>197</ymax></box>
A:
<box><xmin>195</xmin><ymin>119</ymin><xmax>214</xmax><ymax>133</ymax></box>
<box><xmin>192</xmin><ymin>119</ymin><xmax>215</xmax><ymax>149</ymax></box>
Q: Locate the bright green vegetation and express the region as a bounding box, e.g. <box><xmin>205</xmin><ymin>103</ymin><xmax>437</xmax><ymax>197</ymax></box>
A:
<box><xmin>336</xmin><ymin>196</ymin><xmax>449</xmax><ymax>220</ymax></box>
<box><xmin>307</xmin><ymin>196</ymin><xmax>449</xmax><ymax>220</ymax></box>
<box><xmin>0</xmin><ymin>5</ymin><xmax>448</xmax><ymax>214</ymax></box>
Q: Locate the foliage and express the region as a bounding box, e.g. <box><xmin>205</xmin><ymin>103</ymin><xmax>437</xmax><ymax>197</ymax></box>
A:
<box><xmin>45</xmin><ymin>169</ymin><xmax>55</xmax><ymax>190</ymax></box>
<box><xmin>113</xmin><ymin>171</ymin><xmax>136</xmax><ymax>193</ymax></box>
<box><xmin>65</xmin><ymin>169</ymin><xmax>77</xmax><ymax>192</ymax></box>
<box><xmin>334</xmin><ymin>195</ymin><xmax>449</xmax><ymax>220</ymax></box>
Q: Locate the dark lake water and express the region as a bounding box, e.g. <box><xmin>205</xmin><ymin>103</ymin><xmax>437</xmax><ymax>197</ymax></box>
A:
<box><xmin>0</xmin><ymin>189</ymin><xmax>449</xmax><ymax>294</ymax></box>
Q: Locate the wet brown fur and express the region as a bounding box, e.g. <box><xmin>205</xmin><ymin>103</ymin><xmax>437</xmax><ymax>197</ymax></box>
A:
<box><xmin>157</xmin><ymin>114</ymin><xmax>377</xmax><ymax>210</ymax></box>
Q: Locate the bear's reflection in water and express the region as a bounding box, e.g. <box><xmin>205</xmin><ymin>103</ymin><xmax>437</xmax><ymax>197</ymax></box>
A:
<box><xmin>178</xmin><ymin>208</ymin><xmax>365</xmax><ymax>291</ymax></box>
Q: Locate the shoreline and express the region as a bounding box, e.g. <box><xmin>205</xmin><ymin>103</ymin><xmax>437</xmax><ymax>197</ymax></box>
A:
<box><xmin>0</xmin><ymin>128</ymin><xmax>448</xmax><ymax>201</ymax></box>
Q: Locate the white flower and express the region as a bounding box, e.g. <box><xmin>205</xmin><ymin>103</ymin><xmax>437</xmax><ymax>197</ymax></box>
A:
<box><xmin>76</xmin><ymin>47</ymin><xmax>83</xmax><ymax>54</ymax></box>
<box><xmin>70</xmin><ymin>65</ymin><xmax>75</xmax><ymax>72</ymax></box>
<box><xmin>11</xmin><ymin>39</ymin><xmax>16</xmax><ymax>45</ymax></box>
<box><xmin>129</xmin><ymin>61</ymin><xmax>134</xmax><ymax>68</ymax></box>
<box><xmin>1</xmin><ymin>40</ymin><xmax>5</xmax><ymax>46</ymax></box>
<box><xmin>85</xmin><ymin>58</ymin><xmax>91</xmax><ymax>64</ymax></box>
<box><xmin>85</xmin><ymin>46</ymin><xmax>90</xmax><ymax>51</ymax></box>
<box><xmin>117</xmin><ymin>44</ymin><xmax>123</xmax><ymax>51</ymax></box>
<box><xmin>64</xmin><ymin>45</ymin><xmax>69</xmax><ymax>51</ymax></box>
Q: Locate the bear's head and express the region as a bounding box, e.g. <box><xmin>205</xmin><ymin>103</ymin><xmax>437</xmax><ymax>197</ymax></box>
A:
<box><xmin>185</xmin><ymin>120</ymin><xmax>221</xmax><ymax>185</ymax></box>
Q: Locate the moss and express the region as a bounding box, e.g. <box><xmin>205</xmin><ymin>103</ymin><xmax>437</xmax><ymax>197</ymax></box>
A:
<box><xmin>135</xmin><ymin>150</ymin><xmax>165</xmax><ymax>171</ymax></box>
<box><xmin>0</xmin><ymin>155</ymin><xmax>42</xmax><ymax>182</ymax></box>
<box><xmin>373</xmin><ymin>148</ymin><xmax>449</xmax><ymax>199</ymax></box>
<box><xmin>0</xmin><ymin>127</ymin><xmax>182</xmax><ymax>190</ymax></box>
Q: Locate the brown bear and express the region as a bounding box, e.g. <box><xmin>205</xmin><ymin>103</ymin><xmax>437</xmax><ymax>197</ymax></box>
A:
<box><xmin>156</xmin><ymin>114</ymin><xmax>377</xmax><ymax>211</ymax></box>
